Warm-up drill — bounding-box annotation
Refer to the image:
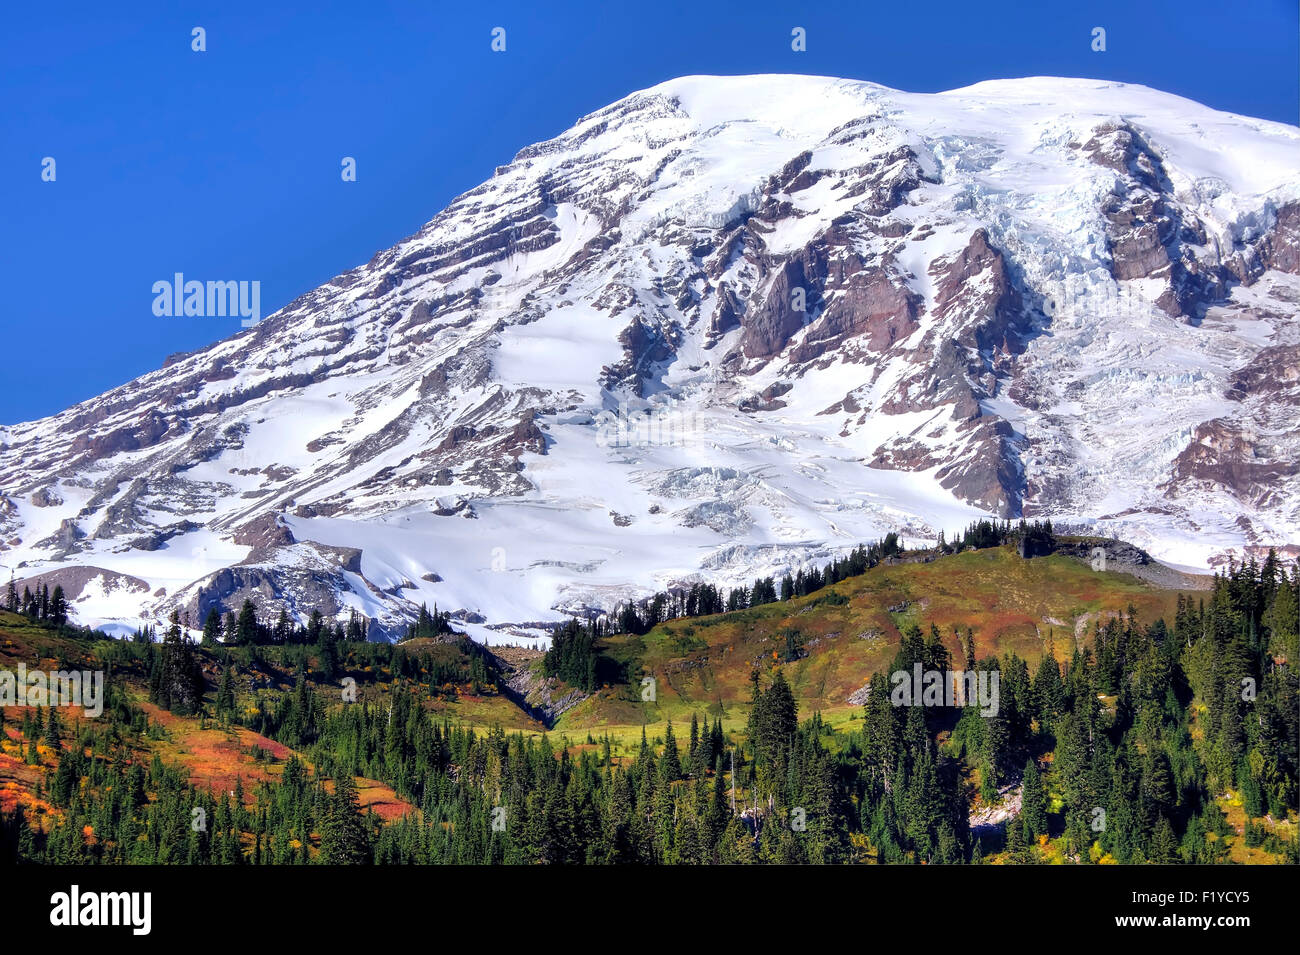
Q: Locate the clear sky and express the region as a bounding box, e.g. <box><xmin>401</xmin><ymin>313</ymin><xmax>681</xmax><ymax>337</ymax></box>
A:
<box><xmin>1</xmin><ymin>0</ymin><xmax>1295</xmax><ymax>424</ymax></box>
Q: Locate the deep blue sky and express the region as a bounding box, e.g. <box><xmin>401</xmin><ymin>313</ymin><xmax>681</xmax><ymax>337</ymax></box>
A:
<box><xmin>1</xmin><ymin>0</ymin><xmax>1295</xmax><ymax>424</ymax></box>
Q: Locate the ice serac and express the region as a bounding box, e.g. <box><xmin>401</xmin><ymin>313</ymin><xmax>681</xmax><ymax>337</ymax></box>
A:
<box><xmin>1</xmin><ymin>74</ymin><xmax>1298</xmax><ymax>640</ymax></box>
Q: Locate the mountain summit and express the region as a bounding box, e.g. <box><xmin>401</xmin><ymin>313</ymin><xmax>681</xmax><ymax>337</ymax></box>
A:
<box><xmin>2</xmin><ymin>74</ymin><xmax>1297</xmax><ymax>639</ymax></box>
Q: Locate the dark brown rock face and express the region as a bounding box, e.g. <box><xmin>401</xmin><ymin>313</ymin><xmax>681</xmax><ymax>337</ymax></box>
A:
<box><xmin>604</xmin><ymin>315</ymin><xmax>679</xmax><ymax>393</ymax></box>
<box><xmin>732</xmin><ymin>145</ymin><xmax>934</xmax><ymax>362</ymax></box>
<box><xmin>1165</xmin><ymin>420</ymin><xmax>1300</xmax><ymax>508</ymax></box>
<box><xmin>1225</xmin><ymin>202</ymin><xmax>1300</xmax><ymax>285</ymax></box>
<box><xmin>934</xmin><ymin>229</ymin><xmax>1028</xmax><ymax>353</ymax></box>
<box><xmin>1162</xmin><ymin>339</ymin><xmax>1300</xmax><ymax>513</ymax></box>
<box><xmin>866</xmin><ymin>229</ymin><xmax>1034</xmax><ymax>516</ymax></box>
<box><xmin>1101</xmin><ymin>189</ymin><xmax>1176</xmax><ymax>281</ymax></box>
<box><xmin>1081</xmin><ymin>121</ymin><xmax>1243</xmax><ymax>319</ymax></box>
<box><xmin>842</xmin><ymin>146</ymin><xmax>930</xmax><ymax>213</ymax></box>
<box><xmin>741</xmin><ymin>254</ymin><xmax>822</xmax><ymax>359</ymax></box>
<box><xmin>31</xmin><ymin>486</ymin><xmax>62</xmax><ymax>507</ymax></box>
<box><xmin>1260</xmin><ymin>202</ymin><xmax>1300</xmax><ymax>274</ymax></box>
<box><xmin>1225</xmin><ymin>343</ymin><xmax>1300</xmax><ymax>402</ymax></box>
<box><xmin>708</xmin><ymin>283</ymin><xmax>743</xmax><ymax>340</ymax></box>
<box><xmin>233</xmin><ymin>513</ymin><xmax>296</xmax><ymax>555</ymax></box>
<box><xmin>789</xmin><ymin>260</ymin><xmax>920</xmax><ymax>363</ymax></box>
<box><xmin>935</xmin><ymin>417</ymin><xmax>1023</xmax><ymax>517</ymax></box>
<box><xmin>69</xmin><ymin>410</ymin><xmax>171</xmax><ymax>462</ymax></box>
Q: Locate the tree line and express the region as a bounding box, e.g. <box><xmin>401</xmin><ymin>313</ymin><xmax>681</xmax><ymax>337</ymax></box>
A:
<box><xmin>5</xmin><ymin>577</ymin><xmax>69</xmax><ymax>627</ymax></box>
<box><xmin>3</xmin><ymin>546</ymin><xmax>1295</xmax><ymax>864</ymax></box>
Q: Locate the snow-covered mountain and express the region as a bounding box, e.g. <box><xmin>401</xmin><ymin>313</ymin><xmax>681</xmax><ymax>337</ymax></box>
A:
<box><xmin>2</xmin><ymin>74</ymin><xmax>1298</xmax><ymax>641</ymax></box>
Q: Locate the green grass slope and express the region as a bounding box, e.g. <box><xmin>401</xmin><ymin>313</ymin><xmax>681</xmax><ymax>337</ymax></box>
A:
<box><xmin>554</xmin><ymin>545</ymin><xmax>1193</xmax><ymax>736</ymax></box>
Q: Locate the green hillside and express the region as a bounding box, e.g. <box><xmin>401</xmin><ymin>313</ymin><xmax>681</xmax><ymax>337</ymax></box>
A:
<box><xmin>554</xmin><ymin>544</ymin><xmax>1188</xmax><ymax>736</ymax></box>
<box><xmin>2</xmin><ymin>539</ymin><xmax>1295</xmax><ymax>865</ymax></box>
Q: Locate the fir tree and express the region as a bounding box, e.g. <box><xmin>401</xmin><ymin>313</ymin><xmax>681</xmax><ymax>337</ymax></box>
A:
<box><xmin>216</xmin><ymin>664</ymin><xmax>236</xmax><ymax>721</ymax></box>
<box><xmin>321</xmin><ymin>773</ymin><xmax>370</xmax><ymax>864</ymax></box>
<box><xmin>201</xmin><ymin>608</ymin><xmax>222</xmax><ymax>646</ymax></box>
<box><xmin>1021</xmin><ymin>759</ymin><xmax>1047</xmax><ymax>839</ymax></box>
<box><xmin>48</xmin><ymin>586</ymin><xmax>68</xmax><ymax>626</ymax></box>
<box><xmin>659</xmin><ymin>721</ymin><xmax>682</xmax><ymax>783</ymax></box>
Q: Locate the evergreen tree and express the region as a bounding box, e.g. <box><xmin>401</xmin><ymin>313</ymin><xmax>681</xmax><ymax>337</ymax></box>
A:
<box><xmin>321</xmin><ymin>773</ymin><xmax>370</xmax><ymax>864</ymax></box>
<box><xmin>1033</xmin><ymin>648</ymin><xmax>1063</xmax><ymax>729</ymax></box>
<box><xmin>1021</xmin><ymin>759</ymin><xmax>1047</xmax><ymax>839</ymax></box>
<box><xmin>236</xmin><ymin>599</ymin><xmax>258</xmax><ymax>645</ymax></box>
<box><xmin>216</xmin><ymin>664</ymin><xmax>236</xmax><ymax>721</ymax></box>
<box><xmin>149</xmin><ymin>611</ymin><xmax>206</xmax><ymax>715</ymax></box>
<box><xmin>659</xmin><ymin>721</ymin><xmax>682</xmax><ymax>783</ymax></box>
<box><xmin>48</xmin><ymin>586</ymin><xmax>68</xmax><ymax>626</ymax></box>
<box><xmin>201</xmin><ymin>608</ymin><xmax>222</xmax><ymax>646</ymax></box>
